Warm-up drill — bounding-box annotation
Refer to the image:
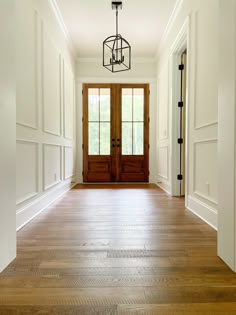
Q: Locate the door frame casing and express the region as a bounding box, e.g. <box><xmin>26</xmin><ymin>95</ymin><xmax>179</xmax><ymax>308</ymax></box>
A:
<box><xmin>170</xmin><ymin>17</ymin><xmax>190</xmax><ymax>202</ymax></box>
<box><xmin>82</xmin><ymin>83</ymin><xmax>149</xmax><ymax>182</ymax></box>
<box><xmin>76</xmin><ymin>78</ymin><xmax>157</xmax><ymax>184</ymax></box>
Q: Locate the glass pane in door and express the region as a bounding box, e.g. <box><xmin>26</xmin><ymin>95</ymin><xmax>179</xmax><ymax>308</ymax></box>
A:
<box><xmin>88</xmin><ymin>88</ymin><xmax>111</xmax><ymax>155</ymax></box>
<box><xmin>121</xmin><ymin>88</ymin><xmax>144</xmax><ymax>155</ymax></box>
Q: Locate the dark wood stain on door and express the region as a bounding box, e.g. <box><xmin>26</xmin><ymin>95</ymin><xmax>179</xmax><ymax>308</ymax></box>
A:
<box><xmin>83</xmin><ymin>84</ymin><xmax>149</xmax><ymax>182</ymax></box>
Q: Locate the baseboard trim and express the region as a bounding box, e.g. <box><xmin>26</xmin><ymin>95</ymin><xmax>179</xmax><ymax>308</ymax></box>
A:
<box><xmin>16</xmin><ymin>180</ymin><xmax>76</xmax><ymax>231</ymax></box>
<box><xmin>156</xmin><ymin>182</ymin><xmax>171</xmax><ymax>195</ymax></box>
<box><xmin>187</xmin><ymin>195</ymin><xmax>218</xmax><ymax>230</ymax></box>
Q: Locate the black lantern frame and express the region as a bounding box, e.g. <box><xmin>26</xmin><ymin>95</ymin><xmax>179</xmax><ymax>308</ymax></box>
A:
<box><xmin>103</xmin><ymin>1</ymin><xmax>131</xmax><ymax>73</ymax></box>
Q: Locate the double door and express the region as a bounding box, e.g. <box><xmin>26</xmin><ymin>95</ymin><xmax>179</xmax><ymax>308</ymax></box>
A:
<box><xmin>83</xmin><ymin>84</ymin><xmax>149</xmax><ymax>182</ymax></box>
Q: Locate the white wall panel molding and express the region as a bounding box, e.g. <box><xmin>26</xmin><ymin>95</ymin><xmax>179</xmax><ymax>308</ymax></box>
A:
<box><xmin>158</xmin><ymin>61</ymin><xmax>169</xmax><ymax>141</ymax></box>
<box><xmin>169</xmin><ymin>16</ymin><xmax>189</xmax><ymax>197</ymax></box>
<box><xmin>16</xmin><ymin>7</ymin><xmax>38</xmax><ymax>130</ymax></box>
<box><xmin>193</xmin><ymin>191</ymin><xmax>217</xmax><ymax>206</ymax></box>
<box><xmin>63</xmin><ymin>59</ymin><xmax>74</xmax><ymax>140</ymax></box>
<box><xmin>194</xmin><ymin>121</ymin><xmax>218</xmax><ymax>130</ymax></box>
<box><xmin>16</xmin><ymin>140</ymin><xmax>39</xmax><ymax>205</ymax></box>
<box><xmin>77</xmin><ymin>77</ymin><xmax>156</xmax><ymax>84</ymax></box>
<box><xmin>157</xmin><ymin>146</ymin><xmax>169</xmax><ymax>180</ymax></box>
<box><xmin>15</xmin><ymin>0</ymin><xmax>76</xmax><ymax>235</ymax></box>
<box><xmin>157</xmin><ymin>0</ymin><xmax>184</xmax><ymax>56</ymax></box>
<box><xmin>187</xmin><ymin>195</ymin><xmax>217</xmax><ymax>230</ymax></box>
<box><xmin>193</xmin><ymin>138</ymin><xmax>218</xmax><ymax>205</ymax></box>
<box><xmin>64</xmin><ymin>146</ymin><xmax>75</xmax><ymax>180</ymax></box>
<box><xmin>156</xmin><ymin>181</ymin><xmax>171</xmax><ymax>195</ymax></box>
<box><xmin>193</xmin><ymin>10</ymin><xmax>218</xmax><ymax>129</ymax></box>
<box><xmin>17</xmin><ymin>180</ymin><xmax>75</xmax><ymax>231</ymax></box>
<box><xmin>43</xmin><ymin>143</ymin><xmax>62</xmax><ymax>191</ymax></box>
<box><xmin>42</xmin><ymin>21</ymin><xmax>61</xmax><ymax>137</ymax></box>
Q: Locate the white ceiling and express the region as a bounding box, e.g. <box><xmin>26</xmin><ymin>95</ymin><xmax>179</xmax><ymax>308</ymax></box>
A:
<box><xmin>56</xmin><ymin>0</ymin><xmax>178</xmax><ymax>59</ymax></box>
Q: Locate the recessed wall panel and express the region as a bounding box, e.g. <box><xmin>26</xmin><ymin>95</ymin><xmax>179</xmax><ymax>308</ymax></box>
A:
<box><xmin>43</xmin><ymin>25</ymin><xmax>61</xmax><ymax>136</ymax></box>
<box><xmin>43</xmin><ymin>144</ymin><xmax>61</xmax><ymax>190</ymax></box>
<box><xmin>194</xmin><ymin>140</ymin><xmax>218</xmax><ymax>203</ymax></box>
<box><xmin>158</xmin><ymin>62</ymin><xmax>169</xmax><ymax>140</ymax></box>
<box><xmin>16</xmin><ymin>2</ymin><xmax>37</xmax><ymax>129</ymax></box>
<box><xmin>64</xmin><ymin>146</ymin><xmax>74</xmax><ymax>179</ymax></box>
<box><xmin>16</xmin><ymin>141</ymin><xmax>38</xmax><ymax>204</ymax></box>
<box><xmin>195</xmin><ymin>10</ymin><xmax>218</xmax><ymax>128</ymax></box>
<box><xmin>64</xmin><ymin>61</ymin><xmax>74</xmax><ymax>139</ymax></box>
<box><xmin>157</xmin><ymin>146</ymin><xmax>168</xmax><ymax>179</ymax></box>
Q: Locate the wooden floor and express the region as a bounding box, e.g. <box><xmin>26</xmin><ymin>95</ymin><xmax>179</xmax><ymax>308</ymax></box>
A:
<box><xmin>1</xmin><ymin>184</ymin><xmax>236</xmax><ymax>314</ymax></box>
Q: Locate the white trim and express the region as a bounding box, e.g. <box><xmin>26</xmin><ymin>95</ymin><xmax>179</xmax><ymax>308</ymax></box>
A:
<box><xmin>64</xmin><ymin>145</ymin><xmax>75</xmax><ymax>180</ymax></box>
<box><xmin>48</xmin><ymin>0</ymin><xmax>69</xmax><ymax>39</ymax></box>
<box><xmin>194</xmin><ymin>190</ymin><xmax>218</xmax><ymax>205</ymax></box>
<box><xmin>193</xmin><ymin>138</ymin><xmax>218</xmax><ymax>205</ymax></box>
<box><xmin>43</xmin><ymin>143</ymin><xmax>62</xmax><ymax>191</ymax></box>
<box><xmin>16</xmin><ymin>140</ymin><xmax>39</xmax><ymax>205</ymax></box>
<box><xmin>16</xmin><ymin>10</ymin><xmax>39</xmax><ymax>130</ymax></box>
<box><xmin>77</xmin><ymin>77</ymin><xmax>156</xmax><ymax>84</ymax></box>
<box><xmin>187</xmin><ymin>195</ymin><xmax>217</xmax><ymax>230</ymax></box>
<box><xmin>195</xmin><ymin>121</ymin><xmax>218</xmax><ymax>130</ymax></box>
<box><xmin>156</xmin><ymin>181</ymin><xmax>171</xmax><ymax>195</ymax></box>
<box><xmin>170</xmin><ymin>17</ymin><xmax>190</xmax><ymax>197</ymax></box>
<box><xmin>17</xmin><ymin>180</ymin><xmax>75</xmax><ymax>231</ymax></box>
<box><xmin>156</xmin><ymin>0</ymin><xmax>185</xmax><ymax>58</ymax></box>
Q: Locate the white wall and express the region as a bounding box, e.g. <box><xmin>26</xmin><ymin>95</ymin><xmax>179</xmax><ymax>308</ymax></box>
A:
<box><xmin>76</xmin><ymin>59</ymin><xmax>157</xmax><ymax>183</ymax></box>
<box><xmin>0</xmin><ymin>0</ymin><xmax>16</xmax><ymax>271</ymax></box>
<box><xmin>16</xmin><ymin>0</ymin><xmax>76</xmax><ymax>230</ymax></box>
<box><xmin>218</xmin><ymin>0</ymin><xmax>236</xmax><ymax>272</ymax></box>
<box><xmin>156</xmin><ymin>0</ymin><xmax>218</xmax><ymax>228</ymax></box>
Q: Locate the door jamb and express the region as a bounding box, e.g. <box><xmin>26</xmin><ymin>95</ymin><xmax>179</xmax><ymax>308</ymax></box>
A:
<box><xmin>170</xmin><ymin>17</ymin><xmax>190</xmax><ymax>203</ymax></box>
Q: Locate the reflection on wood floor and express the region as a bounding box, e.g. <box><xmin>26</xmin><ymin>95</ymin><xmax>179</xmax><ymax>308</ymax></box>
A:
<box><xmin>1</xmin><ymin>184</ymin><xmax>236</xmax><ymax>314</ymax></box>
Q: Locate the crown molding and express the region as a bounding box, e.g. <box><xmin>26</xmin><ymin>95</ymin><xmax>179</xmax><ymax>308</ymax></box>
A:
<box><xmin>48</xmin><ymin>0</ymin><xmax>69</xmax><ymax>39</ymax></box>
<box><xmin>155</xmin><ymin>0</ymin><xmax>184</xmax><ymax>59</ymax></box>
<box><xmin>48</xmin><ymin>0</ymin><xmax>76</xmax><ymax>58</ymax></box>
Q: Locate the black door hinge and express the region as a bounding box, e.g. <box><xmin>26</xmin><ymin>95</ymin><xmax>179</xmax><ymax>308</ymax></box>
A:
<box><xmin>177</xmin><ymin>174</ymin><xmax>183</xmax><ymax>180</ymax></box>
<box><xmin>179</xmin><ymin>64</ymin><xmax>184</xmax><ymax>71</ymax></box>
<box><xmin>178</xmin><ymin>138</ymin><xmax>183</xmax><ymax>144</ymax></box>
<box><xmin>178</xmin><ymin>101</ymin><xmax>183</xmax><ymax>107</ymax></box>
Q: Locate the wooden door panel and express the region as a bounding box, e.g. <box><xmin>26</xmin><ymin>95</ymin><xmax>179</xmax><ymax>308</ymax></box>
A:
<box><xmin>119</xmin><ymin>84</ymin><xmax>149</xmax><ymax>182</ymax></box>
<box><xmin>120</xmin><ymin>156</ymin><xmax>147</xmax><ymax>182</ymax></box>
<box><xmin>83</xmin><ymin>83</ymin><xmax>149</xmax><ymax>183</ymax></box>
<box><xmin>86</xmin><ymin>157</ymin><xmax>112</xmax><ymax>182</ymax></box>
<box><xmin>83</xmin><ymin>84</ymin><xmax>112</xmax><ymax>182</ymax></box>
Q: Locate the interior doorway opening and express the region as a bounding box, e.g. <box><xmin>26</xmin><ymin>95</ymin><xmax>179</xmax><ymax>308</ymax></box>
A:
<box><xmin>170</xmin><ymin>19</ymin><xmax>189</xmax><ymax>200</ymax></box>
<box><xmin>179</xmin><ymin>50</ymin><xmax>187</xmax><ymax>196</ymax></box>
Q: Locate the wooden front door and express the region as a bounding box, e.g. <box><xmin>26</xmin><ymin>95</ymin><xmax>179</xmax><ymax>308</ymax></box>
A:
<box><xmin>83</xmin><ymin>84</ymin><xmax>149</xmax><ymax>182</ymax></box>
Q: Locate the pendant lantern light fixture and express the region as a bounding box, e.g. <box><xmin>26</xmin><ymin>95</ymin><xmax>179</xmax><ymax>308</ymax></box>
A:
<box><xmin>103</xmin><ymin>1</ymin><xmax>131</xmax><ymax>73</ymax></box>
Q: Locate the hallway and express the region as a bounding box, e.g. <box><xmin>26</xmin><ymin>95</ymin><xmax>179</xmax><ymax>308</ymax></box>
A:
<box><xmin>1</xmin><ymin>185</ymin><xmax>236</xmax><ymax>314</ymax></box>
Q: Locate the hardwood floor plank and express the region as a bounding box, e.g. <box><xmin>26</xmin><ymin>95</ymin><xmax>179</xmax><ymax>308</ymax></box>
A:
<box><xmin>0</xmin><ymin>184</ymin><xmax>236</xmax><ymax>314</ymax></box>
